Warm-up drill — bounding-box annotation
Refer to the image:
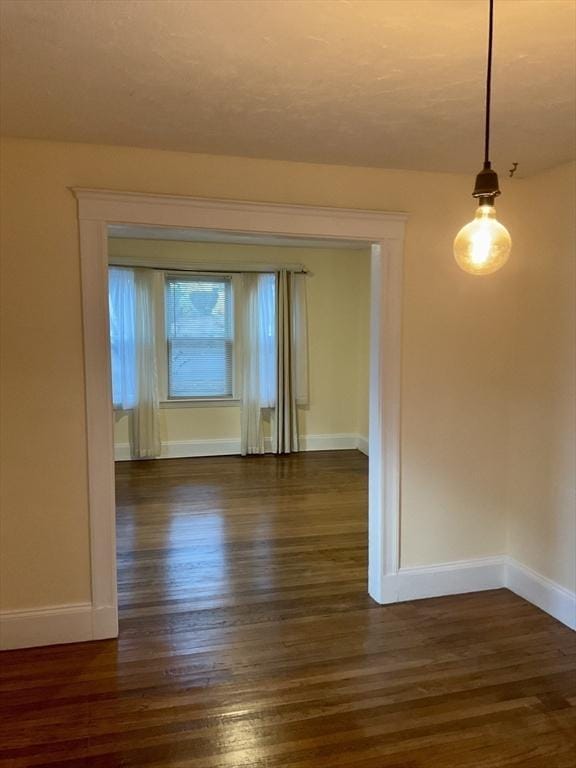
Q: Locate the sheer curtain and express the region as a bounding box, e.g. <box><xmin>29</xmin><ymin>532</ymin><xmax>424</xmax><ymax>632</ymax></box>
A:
<box><xmin>240</xmin><ymin>273</ymin><xmax>277</xmax><ymax>454</ymax></box>
<box><xmin>131</xmin><ymin>269</ymin><xmax>161</xmax><ymax>459</ymax></box>
<box><xmin>109</xmin><ymin>268</ymin><xmax>137</xmax><ymax>410</ymax></box>
<box><xmin>258</xmin><ymin>273</ymin><xmax>276</xmax><ymax>408</ymax></box>
<box><xmin>240</xmin><ymin>269</ymin><xmax>308</xmax><ymax>456</ymax></box>
<box><xmin>108</xmin><ymin>267</ymin><xmax>161</xmax><ymax>459</ymax></box>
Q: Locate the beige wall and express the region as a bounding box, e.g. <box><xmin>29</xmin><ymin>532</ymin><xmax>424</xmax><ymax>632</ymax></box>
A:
<box><xmin>506</xmin><ymin>162</ymin><xmax>576</xmax><ymax>592</ymax></box>
<box><xmin>0</xmin><ymin>135</ymin><xmax>556</xmax><ymax>613</ymax></box>
<box><xmin>108</xmin><ymin>238</ymin><xmax>371</xmax><ymax>448</ymax></box>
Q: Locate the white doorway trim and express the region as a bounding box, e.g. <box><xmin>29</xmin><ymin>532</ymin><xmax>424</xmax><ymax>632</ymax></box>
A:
<box><xmin>73</xmin><ymin>188</ymin><xmax>408</xmax><ymax>639</ymax></box>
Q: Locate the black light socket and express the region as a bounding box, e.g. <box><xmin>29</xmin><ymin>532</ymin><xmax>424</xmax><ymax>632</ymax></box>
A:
<box><xmin>472</xmin><ymin>161</ymin><xmax>501</xmax><ymax>200</ymax></box>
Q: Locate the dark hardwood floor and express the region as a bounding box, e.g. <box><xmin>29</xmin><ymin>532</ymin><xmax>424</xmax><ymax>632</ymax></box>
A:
<box><xmin>1</xmin><ymin>451</ymin><xmax>575</xmax><ymax>767</ymax></box>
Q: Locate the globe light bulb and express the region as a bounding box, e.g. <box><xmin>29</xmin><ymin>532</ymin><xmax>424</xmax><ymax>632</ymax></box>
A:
<box><xmin>453</xmin><ymin>204</ymin><xmax>511</xmax><ymax>275</ymax></box>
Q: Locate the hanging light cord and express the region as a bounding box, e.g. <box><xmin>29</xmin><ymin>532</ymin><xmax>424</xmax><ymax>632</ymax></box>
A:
<box><xmin>484</xmin><ymin>0</ymin><xmax>494</xmax><ymax>165</ymax></box>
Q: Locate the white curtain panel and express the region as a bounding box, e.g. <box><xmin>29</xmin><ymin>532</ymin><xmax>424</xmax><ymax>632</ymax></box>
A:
<box><xmin>130</xmin><ymin>269</ymin><xmax>162</xmax><ymax>459</ymax></box>
<box><xmin>240</xmin><ymin>273</ymin><xmax>266</xmax><ymax>455</ymax></box>
<box><xmin>257</xmin><ymin>273</ymin><xmax>277</xmax><ymax>408</ymax></box>
<box><xmin>239</xmin><ymin>272</ymin><xmax>285</xmax><ymax>455</ymax></box>
<box><xmin>108</xmin><ymin>267</ymin><xmax>137</xmax><ymax>410</ymax></box>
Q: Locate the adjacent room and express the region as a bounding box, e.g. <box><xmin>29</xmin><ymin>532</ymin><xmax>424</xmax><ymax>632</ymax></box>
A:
<box><xmin>108</xmin><ymin>229</ymin><xmax>371</xmax><ymax>639</ymax></box>
<box><xmin>0</xmin><ymin>1</ymin><xmax>574</xmax><ymax>766</ymax></box>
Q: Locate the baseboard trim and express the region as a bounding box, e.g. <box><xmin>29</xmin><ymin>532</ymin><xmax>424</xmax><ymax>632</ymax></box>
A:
<box><xmin>115</xmin><ymin>433</ymin><xmax>368</xmax><ymax>460</ymax></box>
<box><xmin>375</xmin><ymin>556</ymin><xmax>574</xmax><ymax>631</ymax></box>
<box><xmin>1</xmin><ymin>603</ymin><xmax>93</xmax><ymax>650</ymax></box>
<box><xmin>115</xmin><ymin>438</ymin><xmax>240</xmax><ymax>460</ymax></box>
<box><xmin>396</xmin><ymin>556</ymin><xmax>505</xmax><ymax>602</ymax></box>
<box><xmin>0</xmin><ymin>603</ymin><xmax>117</xmax><ymax>650</ymax></box>
<box><xmin>505</xmin><ymin>557</ymin><xmax>576</xmax><ymax>631</ymax></box>
<box><xmin>299</xmin><ymin>434</ymin><xmax>361</xmax><ymax>452</ymax></box>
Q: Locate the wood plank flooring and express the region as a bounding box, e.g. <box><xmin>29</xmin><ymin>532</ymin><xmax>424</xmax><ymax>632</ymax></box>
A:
<box><xmin>1</xmin><ymin>451</ymin><xmax>575</xmax><ymax>767</ymax></box>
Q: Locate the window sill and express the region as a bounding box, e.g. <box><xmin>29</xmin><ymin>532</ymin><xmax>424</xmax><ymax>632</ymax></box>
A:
<box><xmin>160</xmin><ymin>398</ymin><xmax>241</xmax><ymax>409</ymax></box>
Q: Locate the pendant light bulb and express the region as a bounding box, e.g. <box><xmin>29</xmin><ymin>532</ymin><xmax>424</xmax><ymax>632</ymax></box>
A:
<box><xmin>455</xmin><ymin>0</ymin><xmax>512</xmax><ymax>275</ymax></box>
<box><xmin>453</xmin><ymin>203</ymin><xmax>511</xmax><ymax>275</ymax></box>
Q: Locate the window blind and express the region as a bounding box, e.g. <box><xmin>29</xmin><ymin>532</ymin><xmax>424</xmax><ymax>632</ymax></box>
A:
<box><xmin>165</xmin><ymin>275</ymin><xmax>233</xmax><ymax>398</ymax></box>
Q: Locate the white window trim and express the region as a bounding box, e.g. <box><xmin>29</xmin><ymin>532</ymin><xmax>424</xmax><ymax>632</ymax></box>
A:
<box><xmin>74</xmin><ymin>188</ymin><xmax>407</xmax><ymax>643</ymax></box>
<box><xmin>160</xmin><ymin>397</ymin><xmax>241</xmax><ymax>409</ymax></box>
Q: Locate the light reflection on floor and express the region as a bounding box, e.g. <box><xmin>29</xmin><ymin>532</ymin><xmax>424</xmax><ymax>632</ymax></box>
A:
<box><xmin>114</xmin><ymin>452</ymin><xmax>369</xmax><ymax>664</ymax></box>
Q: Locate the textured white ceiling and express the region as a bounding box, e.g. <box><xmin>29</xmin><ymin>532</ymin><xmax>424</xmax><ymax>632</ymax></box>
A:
<box><xmin>1</xmin><ymin>0</ymin><xmax>574</xmax><ymax>175</ymax></box>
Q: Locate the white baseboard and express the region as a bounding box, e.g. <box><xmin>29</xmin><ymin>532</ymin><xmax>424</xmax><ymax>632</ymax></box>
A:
<box><xmin>505</xmin><ymin>557</ymin><xmax>576</xmax><ymax>631</ymax></box>
<box><xmin>0</xmin><ymin>603</ymin><xmax>118</xmax><ymax>651</ymax></box>
<box><xmin>115</xmin><ymin>438</ymin><xmax>242</xmax><ymax>460</ymax></box>
<box><xmin>299</xmin><ymin>433</ymin><xmax>361</xmax><ymax>452</ymax></box>
<box><xmin>115</xmin><ymin>433</ymin><xmax>368</xmax><ymax>461</ymax></box>
<box><xmin>374</xmin><ymin>556</ymin><xmax>575</xmax><ymax>631</ymax></box>
<box><xmin>0</xmin><ymin>603</ymin><xmax>117</xmax><ymax>650</ymax></box>
<box><xmin>91</xmin><ymin>604</ymin><xmax>119</xmax><ymax>640</ymax></box>
<box><xmin>396</xmin><ymin>556</ymin><xmax>505</xmax><ymax>602</ymax></box>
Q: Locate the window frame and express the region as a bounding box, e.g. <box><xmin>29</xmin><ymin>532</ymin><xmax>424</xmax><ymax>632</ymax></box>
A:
<box><xmin>158</xmin><ymin>271</ymin><xmax>239</xmax><ymax>405</ymax></box>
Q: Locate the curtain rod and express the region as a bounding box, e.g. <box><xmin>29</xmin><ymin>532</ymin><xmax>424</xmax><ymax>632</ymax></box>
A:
<box><xmin>108</xmin><ymin>259</ymin><xmax>309</xmax><ymax>275</ymax></box>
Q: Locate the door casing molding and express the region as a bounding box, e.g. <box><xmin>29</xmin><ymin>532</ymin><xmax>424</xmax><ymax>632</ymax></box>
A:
<box><xmin>73</xmin><ymin>188</ymin><xmax>408</xmax><ymax>639</ymax></box>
